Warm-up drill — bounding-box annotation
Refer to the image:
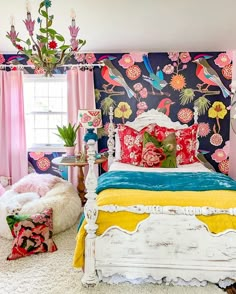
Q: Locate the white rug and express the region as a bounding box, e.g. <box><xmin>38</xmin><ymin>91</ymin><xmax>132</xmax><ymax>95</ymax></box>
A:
<box><xmin>0</xmin><ymin>224</ymin><xmax>224</xmax><ymax>294</ymax></box>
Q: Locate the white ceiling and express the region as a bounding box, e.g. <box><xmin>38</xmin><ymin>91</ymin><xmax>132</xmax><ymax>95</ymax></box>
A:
<box><xmin>1</xmin><ymin>0</ymin><xmax>236</xmax><ymax>54</ymax></box>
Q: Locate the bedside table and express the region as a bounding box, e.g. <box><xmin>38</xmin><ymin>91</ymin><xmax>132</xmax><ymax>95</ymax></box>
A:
<box><xmin>52</xmin><ymin>156</ymin><xmax>107</xmax><ymax>204</ymax></box>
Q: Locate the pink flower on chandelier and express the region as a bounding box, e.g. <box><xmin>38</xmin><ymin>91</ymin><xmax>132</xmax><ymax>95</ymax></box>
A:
<box><xmin>23</xmin><ymin>12</ymin><xmax>35</xmax><ymax>36</ymax></box>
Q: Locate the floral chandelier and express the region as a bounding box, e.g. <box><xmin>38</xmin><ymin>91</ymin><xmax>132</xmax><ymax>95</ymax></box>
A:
<box><xmin>6</xmin><ymin>0</ymin><xmax>86</xmax><ymax>76</ymax></box>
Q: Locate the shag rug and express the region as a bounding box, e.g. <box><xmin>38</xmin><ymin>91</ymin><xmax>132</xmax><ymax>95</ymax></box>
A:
<box><xmin>0</xmin><ymin>224</ymin><xmax>224</xmax><ymax>294</ymax></box>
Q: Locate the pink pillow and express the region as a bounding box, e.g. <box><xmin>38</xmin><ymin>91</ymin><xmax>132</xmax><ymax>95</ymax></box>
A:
<box><xmin>0</xmin><ymin>183</ymin><xmax>5</xmax><ymax>196</ymax></box>
<box><xmin>13</xmin><ymin>173</ymin><xmax>62</xmax><ymax>197</ymax></box>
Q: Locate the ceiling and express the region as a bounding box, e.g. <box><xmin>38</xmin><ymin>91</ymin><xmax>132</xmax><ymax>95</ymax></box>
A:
<box><xmin>1</xmin><ymin>0</ymin><xmax>236</xmax><ymax>54</ymax></box>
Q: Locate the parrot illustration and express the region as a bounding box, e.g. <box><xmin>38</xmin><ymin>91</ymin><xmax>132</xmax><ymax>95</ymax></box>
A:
<box><xmin>193</xmin><ymin>54</ymin><xmax>231</xmax><ymax>98</ymax></box>
<box><xmin>142</xmin><ymin>54</ymin><xmax>167</xmax><ymax>94</ymax></box>
<box><xmin>99</xmin><ymin>55</ymin><xmax>135</xmax><ymax>98</ymax></box>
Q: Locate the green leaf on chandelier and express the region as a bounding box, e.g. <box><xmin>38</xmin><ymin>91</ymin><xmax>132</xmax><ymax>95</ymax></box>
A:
<box><xmin>40</xmin><ymin>37</ymin><xmax>48</xmax><ymax>43</ymax></box>
<box><xmin>47</xmin><ymin>28</ymin><xmax>56</xmax><ymax>35</ymax></box>
<box><xmin>60</xmin><ymin>45</ymin><xmax>70</xmax><ymax>51</ymax></box>
<box><xmin>41</xmin><ymin>10</ymin><xmax>48</xmax><ymax>18</ymax></box>
<box><xmin>55</xmin><ymin>35</ymin><xmax>65</xmax><ymax>42</ymax></box>
<box><xmin>47</xmin><ymin>20</ymin><xmax>52</xmax><ymax>27</ymax></box>
<box><xmin>26</xmin><ymin>39</ymin><xmax>31</xmax><ymax>46</ymax></box>
<box><xmin>40</xmin><ymin>28</ymin><xmax>47</xmax><ymax>34</ymax></box>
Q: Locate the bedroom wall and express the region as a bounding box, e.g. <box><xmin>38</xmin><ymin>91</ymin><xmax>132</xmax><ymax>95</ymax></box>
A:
<box><xmin>93</xmin><ymin>52</ymin><xmax>232</xmax><ymax>174</ymax></box>
<box><xmin>0</xmin><ymin>52</ymin><xmax>232</xmax><ymax>174</ymax></box>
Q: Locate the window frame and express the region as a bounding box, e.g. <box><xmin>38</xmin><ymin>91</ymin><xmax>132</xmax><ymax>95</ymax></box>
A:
<box><xmin>23</xmin><ymin>74</ymin><xmax>67</xmax><ymax>152</ymax></box>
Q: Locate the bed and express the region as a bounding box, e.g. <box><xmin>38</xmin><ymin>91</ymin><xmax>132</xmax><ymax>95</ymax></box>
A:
<box><xmin>73</xmin><ymin>107</ymin><xmax>236</xmax><ymax>289</ymax></box>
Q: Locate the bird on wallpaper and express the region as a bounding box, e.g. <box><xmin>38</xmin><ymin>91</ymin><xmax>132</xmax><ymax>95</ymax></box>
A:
<box><xmin>193</xmin><ymin>54</ymin><xmax>231</xmax><ymax>98</ymax></box>
<box><xmin>157</xmin><ymin>98</ymin><xmax>175</xmax><ymax>116</ymax></box>
<box><xmin>99</xmin><ymin>55</ymin><xmax>135</xmax><ymax>98</ymax></box>
<box><xmin>142</xmin><ymin>54</ymin><xmax>167</xmax><ymax>94</ymax></box>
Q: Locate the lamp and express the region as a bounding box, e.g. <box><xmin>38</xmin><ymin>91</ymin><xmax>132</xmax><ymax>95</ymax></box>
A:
<box><xmin>6</xmin><ymin>0</ymin><xmax>86</xmax><ymax>77</ymax></box>
<box><xmin>78</xmin><ymin>109</ymin><xmax>102</xmax><ymax>143</ymax></box>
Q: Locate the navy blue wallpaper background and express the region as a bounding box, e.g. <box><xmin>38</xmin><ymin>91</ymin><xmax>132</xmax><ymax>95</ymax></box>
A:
<box><xmin>0</xmin><ymin>51</ymin><xmax>232</xmax><ymax>174</ymax></box>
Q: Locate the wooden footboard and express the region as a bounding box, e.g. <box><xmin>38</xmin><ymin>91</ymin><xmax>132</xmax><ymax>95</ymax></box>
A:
<box><xmin>95</xmin><ymin>214</ymin><xmax>236</xmax><ymax>287</ymax></box>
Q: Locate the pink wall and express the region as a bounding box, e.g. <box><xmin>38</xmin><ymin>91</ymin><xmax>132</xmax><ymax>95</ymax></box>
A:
<box><xmin>229</xmin><ymin>51</ymin><xmax>236</xmax><ymax>180</ymax></box>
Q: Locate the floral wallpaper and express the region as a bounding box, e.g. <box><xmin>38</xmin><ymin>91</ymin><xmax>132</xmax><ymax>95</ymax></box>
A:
<box><xmin>93</xmin><ymin>52</ymin><xmax>232</xmax><ymax>174</ymax></box>
<box><xmin>28</xmin><ymin>152</ymin><xmax>68</xmax><ymax>180</ymax></box>
<box><xmin>0</xmin><ymin>51</ymin><xmax>232</xmax><ymax>174</ymax></box>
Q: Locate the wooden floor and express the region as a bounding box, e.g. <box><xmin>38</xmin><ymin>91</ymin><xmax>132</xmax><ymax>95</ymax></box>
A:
<box><xmin>225</xmin><ymin>284</ymin><xmax>236</xmax><ymax>294</ymax></box>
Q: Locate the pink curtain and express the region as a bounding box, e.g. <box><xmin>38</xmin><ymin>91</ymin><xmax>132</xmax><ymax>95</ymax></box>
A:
<box><xmin>67</xmin><ymin>68</ymin><xmax>96</xmax><ymax>187</ymax></box>
<box><xmin>0</xmin><ymin>71</ymin><xmax>28</xmax><ymax>184</ymax></box>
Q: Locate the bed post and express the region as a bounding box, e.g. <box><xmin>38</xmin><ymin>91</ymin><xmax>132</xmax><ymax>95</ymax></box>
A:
<box><xmin>193</xmin><ymin>105</ymin><xmax>199</xmax><ymax>124</ymax></box>
<box><xmin>107</xmin><ymin>106</ymin><xmax>115</xmax><ymax>169</ymax></box>
<box><xmin>81</xmin><ymin>139</ymin><xmax>99</xmax><ymax>286</ymax></box>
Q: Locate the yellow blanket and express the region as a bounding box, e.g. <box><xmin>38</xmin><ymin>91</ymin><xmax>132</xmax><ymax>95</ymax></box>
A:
<box><xmin>73</xmin><ymin>189</ymin><xmax>236</xmax><ymax>268</ymax></box>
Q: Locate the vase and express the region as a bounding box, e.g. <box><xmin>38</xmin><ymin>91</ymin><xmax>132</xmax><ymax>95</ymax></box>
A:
<box><xmin>65</xmin><ymin>146</ymin><xmax>75</xmax><ymax>156</ymax></box>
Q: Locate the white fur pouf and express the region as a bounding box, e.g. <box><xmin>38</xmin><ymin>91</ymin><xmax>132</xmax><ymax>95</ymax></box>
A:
<box><xmin>0</xmin><ymin>180</ymin><xmax>82</xmax><ymax>239</ymax></box>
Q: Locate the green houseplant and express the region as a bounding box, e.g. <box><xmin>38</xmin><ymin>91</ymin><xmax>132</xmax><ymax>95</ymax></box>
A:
<box><xmin>56</xmin><ymin>123</ymin><xmax>80</xmax><ymax>155</ymax></box>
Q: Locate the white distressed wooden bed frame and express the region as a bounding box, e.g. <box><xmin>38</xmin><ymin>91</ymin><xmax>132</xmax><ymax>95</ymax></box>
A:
<box><xmin>81</xmin><ymin>107</ymin><xmax>236</xmax><ymax>288</ymax></box>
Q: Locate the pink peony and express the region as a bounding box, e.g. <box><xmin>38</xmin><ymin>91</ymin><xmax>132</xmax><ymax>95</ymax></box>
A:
<box><xmin>29</xmin><ymin>152</ymin><xmax>45</xmax><ymax>160</ymax></box>
<box><xmin>137</xmin><ymin>101</ymin><xmax>148</xmax><ymax>110</ymax></box>
<box><xmin>142</xmin><ymin>143</ymin><xmax>166</xmax><ymax>167</ymax></box>
<box><xmin>168</xmin><ymin>52</ymin><xmax>179</xmax><ymax>61</ymax></box>
<box><xmin>214</xmin><ymin>53</ymin><xmax>231</xmax><ymax>68</ymax></box>
<box><xmin>179</xmin><ymin>52</ymin><xmax>191</xmax><ymax>63</ymax></box>
<box><xmin>211</xmin><ymin>149</ymin><xmax>227</xmax><ymax>163</ymax></box>
<box><xmin>163</xmin><ymin>64</ymin><xmax>174</xmax><ymax>74</ymax></box>
<box><xmin>133</xmin><ymin>83</ymin><xmax>143</xmax><ymax>92</ymax></box>
<box><xmin>0</xmin><ymin>54</ymin><xmax>5</xmax><ymax>64</ymax></box>
<box><xmin>139</xmin><ymin>87</ymin><xmax>148</xmax><ymax>98</ymax></box>
<box><xmin>136</xmin><ymin>109</ymin><xmax>145</xmax><ymax>116</ymax></box>
<box><xmin>118</xmin><ymin>54</ymin><xmax>134</xmax><ymax>69</ymax></box>
<box><xmin>129</xmin><ymin>52</ymin><xmax>147</xmax><ymax>62</ymax></box>
<box><xmin>85</xmin><ymin>53</ymin><xmax>96</xmax><ymax>64</ymax></box>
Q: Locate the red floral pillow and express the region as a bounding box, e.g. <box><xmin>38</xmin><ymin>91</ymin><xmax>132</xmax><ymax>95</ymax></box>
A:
<box><xmin>6</xmin><ymin>208</ymin><xmax>57</xmax><ymax>260</ymax></box>
<box><xmin>153</xmin><ymin>124</ymin><xmax>199</xmax><ymax>165</ymax></box>
<box><xmin>117</xmin><ymin>124</ymin><xmax>158</xmax><ymax>165</ymax></box>
<box><xmin>175</xmin><ymin>124</ymin><xmax>199</xmax><ymax>165</ymax></box>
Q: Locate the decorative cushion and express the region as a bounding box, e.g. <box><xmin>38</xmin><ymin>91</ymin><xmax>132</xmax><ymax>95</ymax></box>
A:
<box><xmin>175</xmin><ymin>124</ymin><xmax>199</xmax><ymax>165</ymax></box>
<box><xmin>13</xmin><ymin>173</ymin><xmax>63</xmax><ymax>197</ymax></box>
<box><xmin>140</xmin><ymin>132</ymin><xmax>177</xmax><ymax>168</ymax></box>
<box><xmin>6</xmin><ymin>208</ymin><xmax>57</xmax><ymax>260</ymax></box>
<box><xmin>117</xmin><ymin>123</ymin><xmax>160</xmax><ymax>165</ymax></box>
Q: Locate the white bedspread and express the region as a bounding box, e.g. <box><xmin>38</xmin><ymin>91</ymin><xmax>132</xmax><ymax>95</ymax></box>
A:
<box><xmin>109</xmin><ymin>161</ymin><xmax>211</xmax><ymax>173</ymax></box>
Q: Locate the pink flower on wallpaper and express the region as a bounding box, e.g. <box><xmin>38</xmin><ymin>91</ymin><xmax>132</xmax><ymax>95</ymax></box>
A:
<box><xmin>168</xmin><ymin>52</ymin><xmax>179</xmax><ymax>61</ymax></box>
<box><xmin>74</xmin><ymin>53</ymin><xmax>85</xmax><ymax>62</ymax></box>
<box><xmin>0</xmin><ymin>54</ymin><xmax>5</xmax><ymax>64</ymax></box>
<box><xmin>36</xmin><ymin>157</ymin><xmax>50</xmax><ymax>171</ymax></box>
<box><xmin>218</xmin><ymin>159</ymin><xmax>229</xmax><ymax>174</ymax></box>
<box><xmin>222</xmin><ymin>140</ymin><xmax>230</xmax><ymax>156</ymax></box>
<box><xmin>133</xmin><ymin>83</ymin><xmax>143</xmax><ymax>92</ymax></box>
<box><xmin>214</xmin><ymin>53</ymin><xmax>231</xmax><ymax>68</ymax></box>
<box><xmin>210</xmin><ymin>133</ymin><xmax>223</xmax><ymax>146</ymax></box>
<box><xmin>163</xmin><ymin>64</ymin><xmax>174</xmax><ymax>74</ymax></box>
<box><xmin>29</xmin><ymin>152</ymin><xmax>45</xmax><ymax>160</ymax></box>
<box><xmin>198</xmin><ymin>122</ymin><xmax>210</xmax><ymax>137</ymax></box>
<box><xmin>179</xmin><ymin>52</ymin><xmax>191</xmax><ymax>63</ymax></box>
<box><xmin>211</xmin><ymin>149</ymin><xmax>227</xmax><ymax>163</ymax></box>
<box><xmin>34</xmin><ymin>67</ymin><xmax>45</xmax><ymax>75</ymax></box>
<box><xmin>118</xmin><ymin>54</ymin><xmax>134</xmax><ymax>69</ymax></box>
<box><xmin>85</xmin><ymin>53</ymin><xmax>96</xmax><ymax>64</ymax></box>
<box><xmin>137</xmin><ymin>101</ymin><xmax>148</xmax><ymax>110</ymax></box>
<box><xmin>136</xmin><ymin>109</ymin><xmax>145</xmax><ymax>116</ymax></box>
<box><xmin>129</xmin><ymin>52</ymin><xmax>147</xmax><ymax>62</ymax></box>
<box><xmin>139</xmin><ymin>87</ymin><xmax>148</xmax><ymax>98</ymax></box>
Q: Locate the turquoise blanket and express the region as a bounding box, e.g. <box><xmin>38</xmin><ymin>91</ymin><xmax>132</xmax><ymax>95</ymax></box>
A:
<box><xmin>96</xmin><ymin>171</ymin><xmax>236</xmax><ymax>194</ymax></box>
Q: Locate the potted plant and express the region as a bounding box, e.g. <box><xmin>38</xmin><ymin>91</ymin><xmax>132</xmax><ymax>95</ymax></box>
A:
<box><xmin>56</xmin><ymin>123</ymin><xmax>80</xmax><ymax>156</ymax></box>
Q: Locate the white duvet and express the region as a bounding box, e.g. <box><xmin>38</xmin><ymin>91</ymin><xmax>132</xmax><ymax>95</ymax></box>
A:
<box><xmin>109</xmin><ymin>161</ymin><xmax>211</xmax><ymax>173</ymax></box>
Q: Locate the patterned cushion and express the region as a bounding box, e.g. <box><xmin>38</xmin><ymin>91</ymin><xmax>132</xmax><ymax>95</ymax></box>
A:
<box><xmin>117</xmin><ymin>123</ymin><xmax>158</xmax><ymax>165</ymax></box>
<box><xmin>175</xmin><ymin>124</ymin><xmax>199</xmax><ymax>165</ymax></box>
<box><xmin>140</xmin><ymin>132</ymin><xmax>177</xmax><ymax>168</ymax></box>
<box><xmin>6</xmin><ymin>208</ymin><xmax>57</xmax><ymax>260</ymax></box>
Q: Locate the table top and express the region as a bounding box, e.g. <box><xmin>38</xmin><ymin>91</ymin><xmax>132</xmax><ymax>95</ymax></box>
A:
<box><xmin>52</xmin><ymin>156</ymin><xmax>107</xmax><ymax>167</ymax></box>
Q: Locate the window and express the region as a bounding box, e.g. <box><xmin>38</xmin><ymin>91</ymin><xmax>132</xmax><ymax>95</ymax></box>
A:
<box><xmin>24</xmin><ymin>75</ymin><xmax>67</xmax><ymax>150</ymax></box>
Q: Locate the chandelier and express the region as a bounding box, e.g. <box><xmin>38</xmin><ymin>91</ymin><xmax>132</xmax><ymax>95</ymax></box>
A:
<box><xmin>6</xmin><ymin>0</ymin><xmax>86</xmax><ymax>76</ymax></box>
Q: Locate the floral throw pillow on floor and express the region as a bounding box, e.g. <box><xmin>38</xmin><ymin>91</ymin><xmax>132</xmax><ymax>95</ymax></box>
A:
<box><xmin>140</xmin><ymin>132</ymin><xmax>177</xmax><ymax>168</ymax></box>
<box><xmin>6</xmin><ymin>208</ymin><xmax>57</xmax><ymax>260</ymax></box>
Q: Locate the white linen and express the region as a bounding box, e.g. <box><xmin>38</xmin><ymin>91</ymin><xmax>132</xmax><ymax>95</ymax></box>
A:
<box><xmin>109</xmin><ymin>161</ymin><xmax>211</xmax><ymax>173</ymax></box>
